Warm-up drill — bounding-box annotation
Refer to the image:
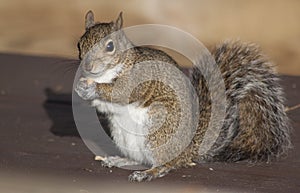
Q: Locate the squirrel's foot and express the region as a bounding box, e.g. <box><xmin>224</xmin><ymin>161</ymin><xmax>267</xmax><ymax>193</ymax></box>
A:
<box><xmin>128</xmin><ymin>165</ymin><xmax>171</xmax><ymax>182</ymax></box>
<box><xmin>95</xmin><ymin>155</ymin><xmax>141</xmax><ymax>168</ymax></box>
<box><xmin>128</xmin><ymin>171</ymin><xmax>154</xmax><ymax>182</ymax></box>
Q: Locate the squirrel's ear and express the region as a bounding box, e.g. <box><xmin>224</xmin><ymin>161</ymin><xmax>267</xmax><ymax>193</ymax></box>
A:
<box><xmin>85</xmin><ymin>10</ymin><xmax>95</xmax><ymax>30</ymax></box>
<box><xmin>114</xmin><ymin>12</ymin><xmax>123</xmax><ymax>30</ymax></box>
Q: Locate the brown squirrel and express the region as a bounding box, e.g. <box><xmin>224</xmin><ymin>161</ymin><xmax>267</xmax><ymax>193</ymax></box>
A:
<box><xmin>75</xmin><ymin>11</ymin><xmax>291</xmax><ymax>182</ymax></box>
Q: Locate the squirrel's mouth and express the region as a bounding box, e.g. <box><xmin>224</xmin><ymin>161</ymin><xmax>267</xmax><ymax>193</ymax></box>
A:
<box><xmin>81</xmin><ymin>63</ymin><xmax>123</xmax><ymax>84</ymax></box>
<box><xmin>81</xmin><ymin>62</ymin><xmax>107</xmax><ymax>77</ymax></box>
<box><xmin>88</xmin><ymin>71</ymin><xmax>102</xmax><ymax>75</ymax></box>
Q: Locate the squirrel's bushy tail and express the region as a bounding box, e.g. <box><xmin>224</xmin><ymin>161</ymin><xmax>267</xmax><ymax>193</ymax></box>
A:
<box><xmin>194</xmin><ymin>40</ymin><xmax>292</xmax><ymax>162</ymax></box>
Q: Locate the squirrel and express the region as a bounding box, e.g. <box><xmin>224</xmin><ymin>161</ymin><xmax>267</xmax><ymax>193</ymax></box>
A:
<box><xmin>75</xmin><ymin>11</ymin><xmax>291</xmax><ymax>182</ymax></box>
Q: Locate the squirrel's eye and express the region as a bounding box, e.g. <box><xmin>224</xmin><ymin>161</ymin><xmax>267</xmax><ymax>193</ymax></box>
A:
<box><xmin>106</xmin><ymin>41</ymin><xmax>114</xmax><ymax>52</ymax></box>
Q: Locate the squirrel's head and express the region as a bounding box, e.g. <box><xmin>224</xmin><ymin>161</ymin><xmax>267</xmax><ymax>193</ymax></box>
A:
<box><xmin>78</xmin><ymin>11</ymin><xmax>129</xmax><ymax>83</ymax></box>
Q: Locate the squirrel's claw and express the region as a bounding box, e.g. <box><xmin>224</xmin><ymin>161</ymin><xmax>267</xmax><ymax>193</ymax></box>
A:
<box><xmin>128</xmin><ymin>171</ymin><xmax>154</xmax><ymax>182</ymax></box>
<box><xmin>128</xmin><ymin>166</ymin><xmax>171</xmax><ymax>182</ymax></box>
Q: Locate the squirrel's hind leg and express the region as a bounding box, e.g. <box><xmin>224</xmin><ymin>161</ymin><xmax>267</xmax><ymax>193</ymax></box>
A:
<box><xmin>128</xmin><ymin>157</ymin><xmax>196</xmax><ymax>182</ymax></box>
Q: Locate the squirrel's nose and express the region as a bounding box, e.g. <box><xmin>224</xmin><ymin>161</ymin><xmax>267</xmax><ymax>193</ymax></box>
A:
<box><xmin>80</xmin><ymin>55</ymin><xmax>93</xmax><ymax>72</ymax></box>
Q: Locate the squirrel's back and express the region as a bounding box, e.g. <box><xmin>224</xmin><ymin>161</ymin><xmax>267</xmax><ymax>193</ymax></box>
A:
<box><xmin>192</xmin><ymin>40</ymin><xmax>291</xmax><ymax>162</ymax></box>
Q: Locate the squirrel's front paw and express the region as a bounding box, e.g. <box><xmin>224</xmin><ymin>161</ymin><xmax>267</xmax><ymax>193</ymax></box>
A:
<box><xmin>128</xmin><ymin>171</ymin><xmax>154</xmax><ymax>182</ymax></box>
<box><xmin>75</xmin><ymin>77</ymin><xmax>98</xmax><ymax>100</ymax></box>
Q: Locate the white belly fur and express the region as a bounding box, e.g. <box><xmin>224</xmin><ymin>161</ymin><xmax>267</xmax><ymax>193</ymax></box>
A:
<box><xmin>91</xmin><ymin>99</ymin><xmax>154</xmax><ymax>165</ymax></box>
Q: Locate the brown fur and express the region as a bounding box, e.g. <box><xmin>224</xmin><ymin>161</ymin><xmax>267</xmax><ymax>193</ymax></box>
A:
<box><xmin>75</xmin><ymin>11</ymin><xmax>291</xmax><ymax>181</ymax></box>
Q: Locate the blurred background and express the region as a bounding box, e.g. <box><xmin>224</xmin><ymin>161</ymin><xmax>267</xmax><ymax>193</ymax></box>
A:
<box><xmin>0</xmin><ymin>0</ymin><xmax>299</xmax><ymax>75</ymax></box>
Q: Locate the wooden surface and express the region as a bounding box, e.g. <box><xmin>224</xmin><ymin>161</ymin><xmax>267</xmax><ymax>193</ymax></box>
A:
<box><xmin>0</xmin><ymin>53</ymin><xmax>299</xmax><ymax>193</ymax></box>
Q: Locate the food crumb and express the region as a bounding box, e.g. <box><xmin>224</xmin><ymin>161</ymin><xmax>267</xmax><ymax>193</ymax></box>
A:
<box><xmin>209</xmin><ymin>167</ymin><xmax>214</xmax><ymax>171</ymax></box>
<box><xmin>95</xmin><ymin>155</ymin><xmax>104</xmax><ymax>161</ymax></box>
<box><xmin>87</xmin><ymin>78</ymin><xmax>94</xmax><ymax>85</ymax></box>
